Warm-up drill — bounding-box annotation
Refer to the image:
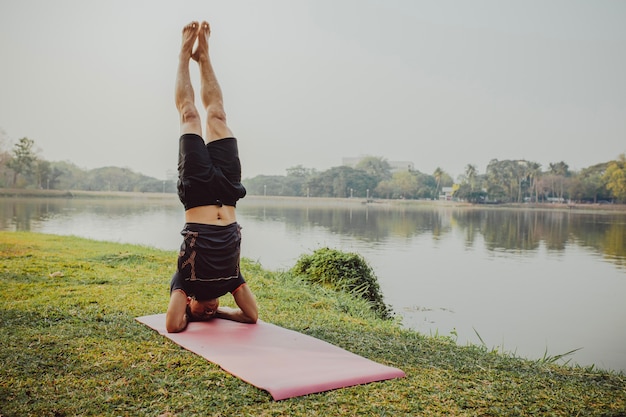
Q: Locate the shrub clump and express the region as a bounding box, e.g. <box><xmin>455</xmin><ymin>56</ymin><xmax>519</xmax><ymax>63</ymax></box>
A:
<box><xmin>291</xmin><ymin>247</ymin><xmax>392</xmax><ymax>320</ymax></box>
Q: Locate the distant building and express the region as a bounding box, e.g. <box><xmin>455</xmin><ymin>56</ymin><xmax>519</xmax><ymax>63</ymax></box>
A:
<box><xmin>440</xmin><ymin>186</ymin><xmax>454</xmax><ymax>201</ymax></box>
<box><xmin>342</xmin><ymin>157</ymin><xmax>414</xmax><ymax>173</ymax></box>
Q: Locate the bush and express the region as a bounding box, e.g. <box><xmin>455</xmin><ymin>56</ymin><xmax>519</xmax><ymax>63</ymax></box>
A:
<box><xmin>291</xmin><ymin>247</ymin><xmax>392</xmax><ymax>320</ymax></box>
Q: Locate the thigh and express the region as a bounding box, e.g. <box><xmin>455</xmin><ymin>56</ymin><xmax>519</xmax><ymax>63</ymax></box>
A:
<box><xmin>206</xmin><ymin>138</ymin><xmax>242</xmax><ymax>183</ymax></box>
<box><xmin>205</xmin><ymin>107</ymin><xmax>233</xmax><ymax>142</ymax></box>
<box><xmin>178</xmin><ymin>134</ymin><xmax>214</xmax><ymax>179</ymax></box>
<box><xmin>232</xmin><ymin>284</ymin><xmax>258</xmax><ymax>322</ymax></box>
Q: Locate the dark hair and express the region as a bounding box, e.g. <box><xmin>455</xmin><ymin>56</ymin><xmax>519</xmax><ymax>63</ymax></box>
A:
<box><xmin>185</xmin><ymin>304</ymin><xmax>200</xmax><ymax>322</ymax></box>
<box><xmin>186</xmin><ymin>299</ymin><xmax>218</xmax><ymax>321</ymax></box>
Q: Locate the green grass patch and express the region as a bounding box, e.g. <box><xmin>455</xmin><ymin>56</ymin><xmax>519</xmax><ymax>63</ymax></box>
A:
<box><xmin>292</xmin><ymin>247</ymin><xmax>392</xmax><ymax>320</ymax></box>
<box><xmin>1</xmin><ymin>231</ymin><xmax>625</xmax><ymax>416</ymax></box>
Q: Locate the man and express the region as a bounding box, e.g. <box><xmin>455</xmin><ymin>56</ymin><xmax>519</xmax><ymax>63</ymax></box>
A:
<box><xmin>165</xmin><ymin>21</ymin><xmax>258</xmax><ymax>333</ymax></box>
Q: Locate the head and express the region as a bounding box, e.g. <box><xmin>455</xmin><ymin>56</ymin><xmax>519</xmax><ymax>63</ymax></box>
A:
<box><xmin>186</xmin><ymin>296</ymin><xmax>220</xmax><ymax>321</ymax></box>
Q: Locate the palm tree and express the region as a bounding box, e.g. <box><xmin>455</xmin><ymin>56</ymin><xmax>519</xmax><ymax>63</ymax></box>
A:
<box><xmin>433</xmin><ymin>167</ymin><xmax>444</xmax><ymax>198</ymax></box>
<box><xmin>527</xmin><ymin>162</ymin><xmax>542</xmax><ymax>202</ymax></box>
<box><xmin>465</xmin><ymin>164</ymin><xmax>478</xmax><ymax>192</ymax></box>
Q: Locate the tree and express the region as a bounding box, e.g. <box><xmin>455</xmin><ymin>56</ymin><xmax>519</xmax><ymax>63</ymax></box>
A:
<box><xmin>465</xmin><ymin>164</ymin><xmax>478</xmax><ymax>191</ymax></box>
<box><xmin>35</xmin><ymin>159</ymin><xmax>51</xmax><ymax>189</ymax></box>
<box><xmin>355</xmin><ymin>156</ymin><xmax>392</xmax><ymax>182</ymax></box>
<box><xmin>47</xmin><ymin>166</ymin><xmax>66</xmax><ymax>190</ymax></box>
<box><xmin>0</xmin><ymin>149</ymin><xmax>12</xmax><ymax>188</ymax></box>
<box><xmin>392</xmin><ymin>171</ymin><xmax>418</xmax><ymax>199</ymax></box>
<box><xmin>373</xmin><ymin>170</ymin><xmax>435</xmax><ymax>200</ymax></box>
<box><xmin>455</xmin><ymin>164</ymin><xmax>486</xmax><ymax>203</ymax></box>
<box><xmin>244</xmin><ymin>175</ymin><xmax>287</xmax><ymax>196</ymax></box>
<box><xmin>575</xmin><ymin>163</ymin><xmax>609</xmax><ymax>203</ymax></box>
<box><xmin>433</xmin><ymin>167</ymin><xmax>444</xmax><ymax>198</ymax></box>
<box><xmin>49</xmin><ymin>161</ymin><xmax>86</xmax><ymax>190</ymax></box>
<box><xmin>543</xmin><ymin>161</ymin><xmax>571</xmax><ymax>202</ymax></box>
<box><xmin>490</xmin><ymin>160</ymin><xmax>510</xmax><ymax>201</ymax></box>
<box><xmin>7</xmin><ymin>137</ymin><xmax>37</xmax><ymax>187</ymax></box>
<box><xmin>485</xmin><ymin>159</ymin><xmax>539</xmax><ymax>203</ymax></box>
<box><xmin>306</xmin><ymin>166</ymin><xmax>377</xmax><ymax>198</ymax></box>
<box><xmin>286</xmin><ymin>165</ymin><xmax>317</xmax><ymax>178</ymax></box>
<box><xmin>526</xmin><ymin>162</ymin><xmax>542</xmax><ymax>203</ymax></box>
<box><xmin>415</xmin><ymin>171</ymin><xmax>437</xmax><ymax>199</ymax></box>
<box><xmin>603</xmin><ymin>154</ymin><xmax>626</xmax><ymax>203</ymax></box>
<box><xmin>374</xmin><ymin>179</ymin><xmax>394</xmax><ymax>199</ymax></box>
<box><xmin>548</xmin><ymin>161</ymin><xmax>570</xmax><ymax>176</ymax></box>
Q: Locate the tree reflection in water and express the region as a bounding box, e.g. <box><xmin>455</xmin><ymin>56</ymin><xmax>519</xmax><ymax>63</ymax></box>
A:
<box><xmin>238</xmin><ymin>202</ymin><xmax>626</xmax><ymax>270</ymax></box>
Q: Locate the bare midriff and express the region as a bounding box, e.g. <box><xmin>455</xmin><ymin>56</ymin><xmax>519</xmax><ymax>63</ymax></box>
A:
<box><xmin>185</xmin><ymin>205</ymin><xmax>237</xmax><ymax>226</ymax></box>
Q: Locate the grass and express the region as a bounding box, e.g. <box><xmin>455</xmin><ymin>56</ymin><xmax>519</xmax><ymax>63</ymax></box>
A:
<box><xmin>1</xmin><ymin>231</ymin><xmax>625</xmax><ymax>417</ymax></box>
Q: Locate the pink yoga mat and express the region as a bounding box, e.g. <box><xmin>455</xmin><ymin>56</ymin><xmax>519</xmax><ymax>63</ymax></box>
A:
<box><xmin>136</xmin><ymin>314</ymin><xmax>405</xmax><ymax>400</ymax></box>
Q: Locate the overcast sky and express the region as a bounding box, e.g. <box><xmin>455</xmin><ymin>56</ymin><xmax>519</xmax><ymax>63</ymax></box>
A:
<box><xmin>1</xmin><ymin>0</ymin><xmax>624</xmax><ymax>181</ymax></box>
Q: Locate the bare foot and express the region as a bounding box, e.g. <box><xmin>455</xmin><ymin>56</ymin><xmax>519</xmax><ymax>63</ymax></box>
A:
<box><xmin>180</xmin><ymin>21</ymin><xmax>199</xmax><ymax>59</ymax></box>
<box><xmin>192</xmin><ymin>21</ymin><xmax>210</xmax><ymax>62</ymax></box>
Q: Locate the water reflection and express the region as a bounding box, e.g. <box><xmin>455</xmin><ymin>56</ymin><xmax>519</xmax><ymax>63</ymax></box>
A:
<box><xmin>0</xmin><ymin>196</ymin><xmax>183</xmax><ymax>247</ymax></box>
<box><xmin>242</xmin><ymin>204</ymin><xmax>453</xmax><ymax>243</ymax></box>
<box><xmin>3</xmin><ymin>197</ymin><xmax>625</xmax><ymax>271</ymax></box>
<box><xmin>0</xmin><ymin>198</ymin><xmax>64</xmax><ymax>230</ymax></box>
<box><xmin>239</xmin><ymin>202</ymin><xmax>626</xmax><ymax>270</ymax></box>
<box><xmin>1</xmin><ymin>197</ymin><xmax>177</xmax><ymax>229</ymax></box>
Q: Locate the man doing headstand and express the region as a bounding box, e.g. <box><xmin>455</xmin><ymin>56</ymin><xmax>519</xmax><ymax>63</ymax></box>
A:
<box><xmin>165</xmin><ymin>21</ymin><xmax>258</xmax><ymax>333</ymax></box>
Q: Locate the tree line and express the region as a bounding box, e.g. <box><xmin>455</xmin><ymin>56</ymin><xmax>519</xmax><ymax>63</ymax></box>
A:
<box><xmin>2</xmin><ymin>135</ymin><xmax>625</xmax><ymax>203</ymax></box>
<box><xmin>0</xmin><ymin>137</ymin><xmax>176</xmax><ymax>193</ymax></box>
<box><xmin>244</xmin><ymin>155</ymin><xmax>626</xmax><ymax>204</ymax></box>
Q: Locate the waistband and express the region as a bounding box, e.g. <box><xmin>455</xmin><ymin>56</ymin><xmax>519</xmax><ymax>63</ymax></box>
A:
<box><xmin>182</xmin><ymin>222</ymin><xmax>240</xmax><ymax>234</ymax></box>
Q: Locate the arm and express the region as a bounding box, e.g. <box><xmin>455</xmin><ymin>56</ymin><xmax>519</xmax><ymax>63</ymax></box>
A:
<box><xmin>165</xmin><ymin>290</ymin><xmax>190</xmax><ymax>333</ymax></box>
<box><xmin>215</xmin><ymin>284</ymin><xmax>258</xmax><ymax>324</ymax></box>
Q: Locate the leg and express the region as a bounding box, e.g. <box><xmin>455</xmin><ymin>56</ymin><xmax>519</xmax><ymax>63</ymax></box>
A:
<box><xmin>193</xmin><ymin>21</ymin><xmax>234</xmax><ymax>142</ymax></box>
<box><xmin>232</xmin><ymin>284</ymin><xmax>258</xmax><ymax>323</ymax></box>
<box><xmin>176</xmin><ymin>22</ymin><xmax>202</xmax><ymax>136</ymax></box>
<box><xmin>215</xmin><ymin>284</ymin><xmax>258</xmax><ymax>323</ymax></box>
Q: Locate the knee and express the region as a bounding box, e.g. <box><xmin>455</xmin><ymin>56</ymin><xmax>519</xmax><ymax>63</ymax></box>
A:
<box><xmin>205</xmin><ymin>106</ymin><xmax>232</xmax><ymax>139</ymax></box>
<box><xmin>206</xmin><ymin>105</ymin><xmax>227</xmax><ymax>125</ymax></box>
<box><xmin>180</xmin><ymin>107</ymin><xmax>201</xmax><ymax>125</ymax></box>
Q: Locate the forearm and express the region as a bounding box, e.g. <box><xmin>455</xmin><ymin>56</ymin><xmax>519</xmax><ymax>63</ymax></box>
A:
<box><xmin>215</xmin><ymin>306</ymin><xmax>256</xmax><ymax>324</ymax></box>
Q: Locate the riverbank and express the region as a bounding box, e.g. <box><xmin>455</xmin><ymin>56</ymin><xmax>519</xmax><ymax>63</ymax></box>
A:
<box><xmin>1</xmin><ymin>231</ymin><xmax>624</xmax><ymax>416</ymax></box>
<box><xmin>3</xmin><ymin>188</ymin><xmax>625</xmax><ymax>214</ymax></box>
<box><xmin>0</xmin><ymin>188</ymin><xmax>176</xmax><ymax>200</ymax></box>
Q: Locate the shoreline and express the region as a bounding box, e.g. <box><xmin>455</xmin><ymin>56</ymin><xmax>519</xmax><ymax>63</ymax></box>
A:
<box><xmin>2</xmin><ymin>188</ymin><xmax>625</xmax><ymax>213</ymax></box>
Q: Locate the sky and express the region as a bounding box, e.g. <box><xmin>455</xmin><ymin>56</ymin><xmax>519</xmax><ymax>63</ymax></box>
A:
<box><xmin>1</xmin><ymin>0</ymin><xmax>625</xmax><ymax>181</ymax></box>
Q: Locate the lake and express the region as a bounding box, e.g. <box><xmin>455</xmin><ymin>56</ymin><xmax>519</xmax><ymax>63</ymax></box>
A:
<box><xmin>1</xmin><ymin>194</ymin><xmax>625</xmax><ymax>373</ymax></box>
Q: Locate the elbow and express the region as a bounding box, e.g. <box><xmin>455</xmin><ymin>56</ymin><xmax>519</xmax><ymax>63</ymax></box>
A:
<box><xmin>165</xmin><ymin>316</ymin><xmax>186</xmax><ymax>333</ymax></box>
<box><xmin>245</xmin><ymin>310</ymin><xmax>258</xmax><ymax>324</ymax></box>
<box><xmin>166</xmin><ymin>322</ymin><xmax>182</xmax><ymax>333</ymax></box>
